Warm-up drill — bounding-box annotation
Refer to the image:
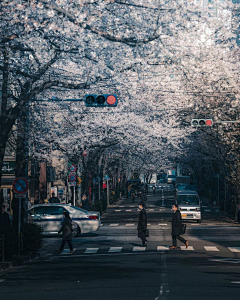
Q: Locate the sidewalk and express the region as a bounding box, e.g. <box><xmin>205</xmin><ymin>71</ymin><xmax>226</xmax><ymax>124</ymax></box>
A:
<box><xmin>0</xmin><ymin>253</ymin><xmax>40</xmax><ymax>272</ymax></box>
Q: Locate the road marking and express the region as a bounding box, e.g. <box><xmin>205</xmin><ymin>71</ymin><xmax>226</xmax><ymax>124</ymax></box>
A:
<box><xmin>148</xmin><ymin>209</ymin><xmax>154</xmax><ymax>212</ymax></box>
<box><xmin>147</xmin><ymin>223</ymin><xmax>151</xmax><ymax>226</ymax></box>
<box><xmin>126</xmin><ymin>209</ymin><xmax>132</xmax><ymax>212</ymax></box>
<box><xmin>157</xmin><ymin>246</ymin><xmax>169</xmax><ymax>251</ymax></box>
<box><xmin>204</xmin><ymin>209</ymin><xmax>211</xmax><ymax>212</ymax></box>
<box><xmin>100</xmin><ymin>224</ymin><xmax>103</xmax><ymax>226</ymax></box>
<box><xmin>125</xmin><ymin>223</ymin><xmax>135</xmax><ymax>226</ymax></box>
<box><xmin>129</xmin><ymin>206</ymin><xmax>135</xmax><ymax>208</ymax></box>
<box><xmin>119</xmin><ymin>206</ymin><xmax>124</xmax><ymax>207</ymax></box>
<box><xmin>108</xmin><ymin>247</ymin><xmax>122</xmax><ymax>253</ymax></box>
<box><xmin>180</xmin><ymin>246</ymin><xmax>194</xmax><ymax>251</ymax></box>
<box><xmin>84</xmin><ymin>248</ymin><xmax>99</xmax><ymax>254</ymax></box>
<box><xmin>115</xmin><ymin>210</ymin><xmax>121</xmax><ymax>212</ymax></box>
<box><xmin>158</xmin><ymin>223</ymin><xmax>168</xmax><ymax>226</ymax></box>
<box><xmin>190</xmin><ymin>224</ymin><xmax>200</xmax><ymax>226</ymax></box>
<box><xmin>228</xmin><ymin>247</ymin><xmax>240</xmax><ymax>253</ymax></box>
<box><xmin>133</xmin><ymin>246</ymin><xmax>146</xmax><ymax>252</ymax></box>
<box><xmin>109</xmin><ymin>224</ymin><xmax>119</xmax><ymax>227</ymax></box>
<box><xmin>231</xmin><ymin>281</ymin><xmax>240</xmax><ymax>284</ymax></box>
<box><xmin>204</xmin><ymin>246</ymin><xmax>220</xmax><ymax>252</ymax></box>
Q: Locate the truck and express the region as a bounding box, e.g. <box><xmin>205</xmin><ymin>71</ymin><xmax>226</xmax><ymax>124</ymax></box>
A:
<box><xmin>167</xmin><ymin>170</ymin><xmax>176</xmax><ymax>184</ymax></box>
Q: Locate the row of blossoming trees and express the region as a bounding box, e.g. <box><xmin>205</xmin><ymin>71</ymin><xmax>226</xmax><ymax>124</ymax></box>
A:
<box><xmin>0</xmin><ymin>1</ymin><xmax>240</xmax><ymax>214</ymax></box>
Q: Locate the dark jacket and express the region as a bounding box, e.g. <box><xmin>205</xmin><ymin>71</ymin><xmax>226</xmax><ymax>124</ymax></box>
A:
<box><xmin>171</xmin><ymin>210</ymin><xmax>182</xmax><ymax>236</ymax></box>
<box><xmin>137</xmin><ymin>208</ymin><xmax>147</xmax><ymax>234</ymax></box>
<box><xmin>48</xmin><ymin>196</ymin><xmax>60</xmax><ymax>203</ymax></box>
<box><xmin>58</xmin><ymin>218</ymin><xmax>73</xmax><ymax>241</ymax></box>
<box><xmin>1</xmin><ymin>211</ymin><xmax>11</xmax><ymax>228</ymax></box>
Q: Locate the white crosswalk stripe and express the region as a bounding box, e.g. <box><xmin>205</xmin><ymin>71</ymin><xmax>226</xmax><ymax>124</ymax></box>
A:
<box><xmin>204</xmin><ymin>246</ymin><xmax>220</xmax><ymax>251</ymax></box>
<box><xmin>157</xmin><ymin>246</ymin><xmax>169</xmax><ymax>251</ymax></box>
<box><xmin>126</xmin><ymin>210</ymin><xmax>132</xmax><ymax>212</ymax></box>
<box><xmin>180</xmin><ymin>246</ymin><xmax>194</xmax><ymax>251</ymax></box>
<box><xmin>125</xmin><ymin>223</ymin><xmax>135</xmax><ymax>226</ymax></box>
<box><xmin>84</xmin><ymin>248</ymin><xmax>99</xmax><ymax>254</ymax></box>
<box><xmin>228</xmin><ymin>247</ymin><xmax>240</xmax><ymax>253</ymax></box>
<box><xmin>108</xmin><ymin>247</ymin><xmax>122</xmax><ymax>253</ymax></box>
<box><xmin>133</xmin><ymin>246</ymin><xmax>146</xmax><ymax>252</ymax></box>
<box><xmin>109</xmin><ymin>224</ymin><xmax>119</xmax><ymax>227</ymax></box>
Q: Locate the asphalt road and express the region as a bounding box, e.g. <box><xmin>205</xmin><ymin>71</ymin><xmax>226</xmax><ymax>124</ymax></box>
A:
<box><xmin>1</xmin><ymin>190</ymin><xmax>240</xmax><ymax>300</ymax></box>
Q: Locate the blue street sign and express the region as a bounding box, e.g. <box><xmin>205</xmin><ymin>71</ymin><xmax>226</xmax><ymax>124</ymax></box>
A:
<box><xmin>104</xmin><ymin>174</ymin><xmax>110</xmax><ymax>180</ymax></box>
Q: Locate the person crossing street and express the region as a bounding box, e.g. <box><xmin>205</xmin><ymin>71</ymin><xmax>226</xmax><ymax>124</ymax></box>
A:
<box><xmin>170</xmin><ymin>204</ymin><xmax>188</xmax><ymax>250</ymax></box>
<box><xmin>137</xmin><ymin>201</ymin><xmax>148</xmax><ymax>247</ymax></box>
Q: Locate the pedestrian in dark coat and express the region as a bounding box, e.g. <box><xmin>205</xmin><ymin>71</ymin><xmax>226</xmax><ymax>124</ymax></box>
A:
<box><xmin>1</xmin><ymin>205</ymin><xmax>11</xmax><ymax>228</ymax></box>
<box><xmin>48</xmin><ymin>192</ymin><xmax>60</xmax><ymax>203</ymax></box>
<box><xmin>170</xmin><ymin>204</ymin><xmax>188</xmax><ymax>249</ymax></box>
<box><xmin>137</xmin><ymin>202</ymin><xmax>148</xmax><ymax>246</ymax></box>
<box><xmin>58</xmin><ymin>211</ymin><xmax>74</xmax><ymax>254</ymax></box>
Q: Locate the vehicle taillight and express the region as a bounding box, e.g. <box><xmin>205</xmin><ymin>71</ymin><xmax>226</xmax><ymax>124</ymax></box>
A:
<box><xmin>88</xmin><ymin>215</ymin><xmax>99</xmax><ymax>220</ymax></box>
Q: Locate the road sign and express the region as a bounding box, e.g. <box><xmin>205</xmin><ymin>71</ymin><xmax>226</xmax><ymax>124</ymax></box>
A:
<box><xmin>69</xmin><ymin>165</ymin><xmax>77</xmax><ymax>172</ymax></box>
<box><xmin>12</xmin><ymin>177</ymin><xmax>29</xmax><ymax>194</ymax></box>
<box><xmin>104</xmin><ymin>174</ymin><xmax>110</xmax><ymax>180</ymax></box>
<box><xmin>68</xmin><ymin>175</ymin><xmax>77</xmax><ymax>182</ymax></box>
<box><xmin>69</xmin><ymin>182</ymin><xmax>76</xmax><ymax>186</ymax></box>
<box><xmin>15</xmin><ymin>193</ymin><xmax>27</xmax><ymax>198</ymax></box>
<box><xmin>68</xmin><ymin>172</ymin><xmax>76</xmax><ymax>176</ymax></box>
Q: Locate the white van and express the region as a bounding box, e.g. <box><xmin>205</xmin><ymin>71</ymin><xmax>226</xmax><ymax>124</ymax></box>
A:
<box><xmin>176</xmin><ymin>190</ymin><xmax>201</xmax><ymax>223</ymax></box>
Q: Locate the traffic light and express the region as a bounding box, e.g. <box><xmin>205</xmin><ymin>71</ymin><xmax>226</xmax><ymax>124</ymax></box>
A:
<box><xmin>191</xmin><ymin>119</ymin><xmax>213</xmax><ymax>127</ymax></box>
<box><xmin>84</xmin><ymin>94</ymin><xmax>118</xmax><ymax>107</ymax></box>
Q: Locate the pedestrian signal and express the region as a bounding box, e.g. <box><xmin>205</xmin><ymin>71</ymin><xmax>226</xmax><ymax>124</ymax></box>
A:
<box><xmin>84</xmin><ymin>94</ymin><xmax>118</xmax><ymax>107</ymax></box>
<box><xmin>191</xmin><ymin>119</ymin><xmax>213</xmax><ymax>127</ymax></box>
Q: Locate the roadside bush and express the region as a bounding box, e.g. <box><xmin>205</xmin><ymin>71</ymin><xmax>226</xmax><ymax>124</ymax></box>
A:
<box><xmin>22</xmin><ymin>223</ymin><xmax>43</xmax><ymax>254</ymax></box>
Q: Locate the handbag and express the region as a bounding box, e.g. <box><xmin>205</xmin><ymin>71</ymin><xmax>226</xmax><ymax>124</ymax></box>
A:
<box><xmin>181</xmin><ymin>224</ymin><xmax>186</xmax><ymax>235</ymax></box>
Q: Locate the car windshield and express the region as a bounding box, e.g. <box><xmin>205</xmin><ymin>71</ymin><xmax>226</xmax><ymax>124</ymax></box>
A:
<box><xmin>178</xmin><ymin>195</ymin><xmax>199</xmax><ymax>205</ymax></box>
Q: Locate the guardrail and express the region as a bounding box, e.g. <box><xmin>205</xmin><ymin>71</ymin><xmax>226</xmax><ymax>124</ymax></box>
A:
<box><xmin>0</xmin><ymin>234</ymin><xmax>5</xmax><ymax>262</ymax></box>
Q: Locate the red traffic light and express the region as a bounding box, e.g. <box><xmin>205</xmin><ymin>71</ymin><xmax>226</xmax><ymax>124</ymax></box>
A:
<box><xmin>205</xmin><ymin>119</ymin><xmax>213</xmax><ymax>126</ymax></box>
<box><xmin>106</xmin><ymin>95</ymin><xmax>117</xmax><ymax>105</ymax></box>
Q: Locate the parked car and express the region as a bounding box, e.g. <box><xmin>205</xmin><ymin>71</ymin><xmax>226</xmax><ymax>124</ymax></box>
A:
<box><xmin>28</xmin><ymin>204</ymin><xmax>101</xmax><ymax>236</ymax></box>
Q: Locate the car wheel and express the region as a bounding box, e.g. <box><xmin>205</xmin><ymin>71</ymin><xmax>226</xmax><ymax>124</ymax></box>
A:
<box><xmin>72</xmin><ymin>225</ymin><xmax>80</xmax><ymax>237</ymax></box>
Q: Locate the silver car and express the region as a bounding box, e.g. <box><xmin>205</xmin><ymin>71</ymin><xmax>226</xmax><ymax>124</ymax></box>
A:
<box><xmin>176</xmin><ymin>190</ymin><xmax>201</xmax><ymax>223</ymax></box>
<box><xmin>28</xmin><ymin>204</ymin><xmax>101</xmax><ymax>236</ymax></box>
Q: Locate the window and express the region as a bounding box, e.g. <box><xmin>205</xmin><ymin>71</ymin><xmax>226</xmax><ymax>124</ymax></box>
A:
<box><xmin>28</xmin><ymin>207</ymin><xmax>46</xmax><ymax>216</ymax></box>
<box><xmin>44</xmin><ymin>206</ymin><xmax>68</xmax><ymax>216</ymax></box>
<box><xmin>178</xmin><ymin>195</ymin><xmax>199</xmax><ymax>205</ymax></box>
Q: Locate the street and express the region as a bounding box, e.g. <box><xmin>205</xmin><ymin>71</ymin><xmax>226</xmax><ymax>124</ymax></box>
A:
<box><xmin>1</xmin><ymin>190</ymin><xmax>240</xmax><ymax>300</ymax></box>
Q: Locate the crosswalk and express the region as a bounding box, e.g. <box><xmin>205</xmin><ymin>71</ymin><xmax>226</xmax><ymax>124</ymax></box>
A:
<box><xmin>107</xmin><ymin>208</ymin><xmax>219</xmax><ymax>213</ymax></box>
<box><xmin>58</xmin><ymin>246</ymin><xmax>240</xmax><ymax>255</ymax></box>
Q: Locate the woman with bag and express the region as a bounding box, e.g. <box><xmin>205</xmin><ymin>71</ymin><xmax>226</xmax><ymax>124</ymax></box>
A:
<box><xmin>169</xmin><ymin>204</ymin><xmax>188</xmax><ymax>250</ymax></box>
<box><xmin>58</xmin><ymin>211</ymin><xmax>74</xmax><ymax>254</ymax></box>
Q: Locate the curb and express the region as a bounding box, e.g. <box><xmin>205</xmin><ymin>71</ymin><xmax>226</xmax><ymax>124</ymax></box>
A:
<box><xmin>0</xmin><ymin>253</ymin><xmax>40</xmax><ymax>273</ymax></box>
